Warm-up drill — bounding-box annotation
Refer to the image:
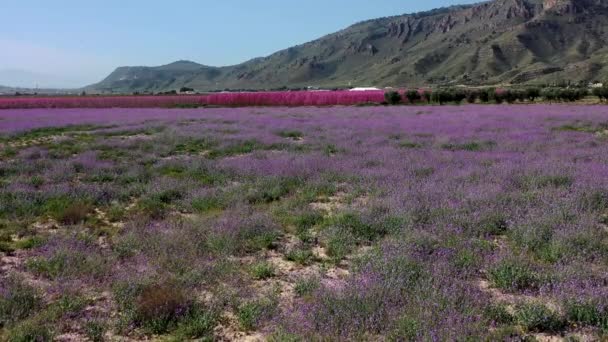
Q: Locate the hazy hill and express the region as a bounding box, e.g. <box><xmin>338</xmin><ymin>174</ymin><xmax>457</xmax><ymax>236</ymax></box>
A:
<box><xmin>90</xmin><ymin>0</ymin><xmax>608</xmax><ymax>92</ymax></box>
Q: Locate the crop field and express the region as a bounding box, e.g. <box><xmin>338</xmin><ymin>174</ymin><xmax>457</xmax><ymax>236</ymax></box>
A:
<box><xmin>0</xmin><ymin>91</ymin><xmax>386</xmax><ymax>109</ymax></box>
<box><xmin>0</xmin><ymin>105</ymin><xmax>607</xmax><ymax>341</ymax></box>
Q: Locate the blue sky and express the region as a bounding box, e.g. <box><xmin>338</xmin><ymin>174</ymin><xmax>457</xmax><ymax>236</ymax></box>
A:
<box><xmin>0</xmin><ymin>0</ymin><xmax>477</xmax><ymax>87</ymax></box>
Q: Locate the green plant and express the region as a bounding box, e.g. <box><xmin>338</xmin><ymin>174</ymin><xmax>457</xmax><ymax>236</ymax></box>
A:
<box><xmin>384</xmin><ymin>91</ymin><xmax>402</xmax><ymax>105</ymax></box>
<box><xmin>237</xmin><ymin>297</ymin><xmax>276</xmax><ymax>331</ymax></box>
<box><xmin>565</xmin><ymin>301</ymin><xmax>608</xmax><ymax>329</ymax></box>
<box><xmin>515</xmin><ymin>302</ymin><xmax>565</xmax><ymax>333</ymax></box>
<box><xmin>406</xmin><ymin>90</ymin><xmax>421</xmax><ymax>104</ymax></box>
<box><xmin>84</xmin><ymin>319</ymin><xmax>106</xmax><ymax>342</ymax></box>
<box><xmin>277</xmin><ymin>130</ymin><xmax>303</xmax><ymax>139</ymax></box>
<box><xmin>294</xmin><ymin>277</ymin><xmax>320</xmax><ymax>297</ymax></box>
<box><xmin>488</xmin><ymin>260</ymin><xmax>541</xmax><ymax>291</ymax></box>
<box><xmin>484</xmin><ymin>303</ymin><xmax>514</xmax><ymax>325</ymax></box>
<box><xmin>174</xmin><ymin>305</ymin><xmax>219</xmax><ymax>340</ymax></box>
<box><xmin>0</xmin><ymin>277</ymin><xmax>41</xmax><ymax>326</ymax></box>
<box><xmin>7</xmin><ymin>319</ymin><xmax>54</xmax><ymax>342</ymax></box>
<box><xmin>134</xmin><ymin>284</ymin><xmax>190</xmax><ymax>334</ymax></box>
<box><xmin>250</xmin><ymin>262</ymin><xmax>275</xmax><ymax>280</ymax></box>
<box><xmin>285</xmin><ymin>248</ymin><xmax>315</xmax><ymax>265</ymax></box>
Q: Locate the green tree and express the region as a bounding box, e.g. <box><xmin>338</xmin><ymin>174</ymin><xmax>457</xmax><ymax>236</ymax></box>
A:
<box><xmin>406</xmin><ymin>90</ymin><xmax>421</xmax><ymax>104</ymax></box>
<box><xmin>384</xmin><ymin>91</ymin><xmax>402</xmax><ymax>105</ymax></box>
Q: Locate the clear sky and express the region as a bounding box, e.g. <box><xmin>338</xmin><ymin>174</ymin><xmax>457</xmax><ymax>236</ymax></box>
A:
<box><xmin>0</xmin><ymin>0</ymin><xmax>478</xmax><ymax>88</ymax></box>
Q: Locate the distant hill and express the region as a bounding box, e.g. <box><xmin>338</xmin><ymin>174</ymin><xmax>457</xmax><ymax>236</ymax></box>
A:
<box><xmin>90</xmin><ymin>0</ymin><xmax>608</xmax><ymax>92</ymax></box>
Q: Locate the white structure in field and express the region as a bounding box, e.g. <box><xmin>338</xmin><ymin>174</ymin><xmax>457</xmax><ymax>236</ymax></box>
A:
<box><xmin>349</xmin><ymin>87</ymin><xmax>381</xmax><ymax>91</ymax></box>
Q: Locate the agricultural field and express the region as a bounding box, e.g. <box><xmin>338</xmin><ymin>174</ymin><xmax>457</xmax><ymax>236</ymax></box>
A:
<box><xmin>0</xmin><ymin>105</ymin><xmax>607</xmax><ymax>341</ymax></box>
<box><xmin>0</xmin><ymin>91</ymin><xmax>386</xmax><ymax>109</ymax></box>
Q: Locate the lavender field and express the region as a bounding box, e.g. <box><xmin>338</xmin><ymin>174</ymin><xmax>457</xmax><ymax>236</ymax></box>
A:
<box><xmin>1</xmin><ymin>105</ymin><xmax>607</xmax><ymax>341</ymax></box>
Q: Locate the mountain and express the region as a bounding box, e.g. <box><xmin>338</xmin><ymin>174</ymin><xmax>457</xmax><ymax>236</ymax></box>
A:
<box><xmin>90</xmin><ymin>0</ymin><xmax>608</xmax><ymax>92</ymax></box>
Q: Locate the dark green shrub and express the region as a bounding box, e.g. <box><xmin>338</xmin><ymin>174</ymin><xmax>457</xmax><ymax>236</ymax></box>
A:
<box><xmin>465</xmin><ymin>90</ymin><xmax>479</xmax><ymax>103</ymax></box>
<box><xmin>406</xmin><ymin>90</ymin><xmax>421</xmax><ymax>104</ymax></box>
<box><xmin>525</xmin><ymin>88</ymin><xmax>540</xmax><ymax>101</ymax></box>
<box><xmin>384</xmin><ymin>91</ymin><xmax>402</xmax><ymax>105</ymax></box>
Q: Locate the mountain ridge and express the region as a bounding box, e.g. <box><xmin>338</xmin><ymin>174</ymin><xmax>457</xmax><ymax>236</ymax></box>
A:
<box><xmin>90</xmin><ymin>0</ymin><xmax>608</xmax><ymax>93</ymax></box>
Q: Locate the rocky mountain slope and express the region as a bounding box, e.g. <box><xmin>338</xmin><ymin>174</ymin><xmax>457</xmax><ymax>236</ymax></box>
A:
<box><xmin>90</xmin><ymin>0</ymin><xmax>608</xmax><ymax>92</ymax></box>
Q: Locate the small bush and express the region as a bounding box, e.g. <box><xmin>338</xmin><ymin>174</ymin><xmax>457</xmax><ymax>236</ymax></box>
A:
<box><xmin>43</xmin><ymin>197</ymin><xmax>91</xmax><ymax>225</ymax></box>
<box><xmin>441</xmin><ymin>140</ymin><xmax>496</xmax><ymax>152</ymax></box>
<box><xmin>399</xmin><ymin>140</ymin><xmax>423</xmax><ymax>149</ymax></box>
<box><xmin>293</xmin><ymin>210</ymin><xmax>324</xmax><ymax>243</ymax></box>
<box><xmin>250</xmin><ymin>262</ymin><xmax>275</xmax><ymax>280</ymax></box>
<box><xmin>565</xmin><ymin>301</ymin><xmax>608</xmax><ymax>328</ymax></box>
<box><xmin>84</xmin><ymin>319</ymin><xmax>106</xmax><ymax>342</ymax></box>
<box><xmin>191</xmin><ymin>196</ymin><xmax>224</xmax><ymax>213</ymax></box>
<box><xmin>0</xmin><ymin>277</ymin><xmax>41</xmax><ymax>326</ymax></box>
<box><xmin>277</xmin><ymin>130</ymin><xmax>303</xmax><ymax>139</ymax></box>
<box><xmin>174</xmin><ymin>305</ymin><xmax>219</xmax><ymax>340</ymax></box>
<box><xmin>285</xmin><ymin>248</ymin><xmax>315</xmax><ymax>265</ymax></box>
<box><xmin>478</xmin><ymin>213</ymin><xmax>509</xmax><ymax>236</ymax></box>
<box><xmin>135</xmin><ymin>284</ymin><xmax>190</xmax><ymax>334</ymax></box>
<box><xmin>488</xmin><ymin>260</ymin><xmax>541</xmax><ymax>292</ymax></box>
<box><xmin>27</xmin><ymin>248</ymin><xmax>108</xmax><ymax>280</ymax></box>
<box><xmin>515</xmin><ymin>302</ymin><xmax>565</xmax><ymax>333</ymax></box>
<box><xmin>294</xmin><ymin>277</ymin><xmax>320</xmax><ymax>297</ymax></box>
<box><xmin>389</xmin><ymin>316</ymin><xmax>420</xmax><ymax>341</ymax></box>
<box><xmin>237</xmin><ymin>297</ymin><xmax>276</xmax><ymax>331</ymax></box>
<box><xmin>484</xmin><ymin>303</ymin><xmax>514</xmax><ymax>325</ymax></box>
<box><xmin>7</xmin><ymin>319</ymin><xmax>54</xmax><ymax>342</ymax></box>
<box><xmin>247</xmin><ymin>177</ymin><xmax>301</xmax><ymax>204</ymax></box>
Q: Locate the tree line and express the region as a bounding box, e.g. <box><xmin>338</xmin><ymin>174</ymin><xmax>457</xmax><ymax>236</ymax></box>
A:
<box><xmin>384</xmin><ymin>86</ymin><xmax>608</xmax><ymax>105</ymax></box>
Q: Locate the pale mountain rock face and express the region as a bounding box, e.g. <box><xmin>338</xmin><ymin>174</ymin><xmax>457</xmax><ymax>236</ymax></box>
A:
<box><xmin>90</xmin><ymin>0</ymin><xmax>608</xmax><ymax>93</ymax></box>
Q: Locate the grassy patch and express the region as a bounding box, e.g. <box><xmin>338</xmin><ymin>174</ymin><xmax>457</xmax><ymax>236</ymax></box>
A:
<box><xmin>247</xmin><ymin>177</ymin><xmax>302</xmax><ymax>204</ymax></box>
<box><xmin>285</xmin><ymin>248</ymin><xmax>315</xmax><ymax>266</ymax></box>
<box><xmin>237</xmin><ymin>296</ymin><xmax>277</xmax><ymax>331</ymax></box>
<box><xmin>250</xmin><ymin>261</ymin><xmax>275</xmax><ymax>280</ymax></box>
<box><xmin>488</xmin><ymin>259</ymin><xmax>542</xmax><ymax>292</ymax></box>
<box><xmin>276</xmin><ymin>130</ymin><xmax>303</xmax><ymax>139</ymax></box>
<box><xmin>11</xmin><ymin>124</ymin><xmax>113</xmax><ymax>140</ymax></box>
<box><xmin>441</xmin><ymin>140</ymin><xmax>496</xmax><ymax>152</ymax></box>
<box><xmin>294</xmin><ymin>277</ymin><xmax>320</xmax><ymax>298</ymax></box>
<box><xmin>515</xmin><ymin>302</ymin><xmax>565</xmax><ymax>333</ymax></box>
<box><xmin>0</xmin><ymin>277</ymin><xmax>42</xmax><ymax>327</ymax></box>
<box><xmin>208</xmin><ymin>139</ymin><xmax>281</xmax><ymax>159</ymax></box>
<box><xmin>171</xmin><ymin>138</ymin><xmax>216</xmax><ymax>155</ymax></box>
<box><xmin>399</xmin><ymin>140</ymin><xmax>423</xmax><ymax>149</ymax></box>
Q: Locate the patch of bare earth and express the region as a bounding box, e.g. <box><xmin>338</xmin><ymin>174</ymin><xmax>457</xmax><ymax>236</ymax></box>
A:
<box><xmin>214</xmin><ymin>312</ymin><xmax>265</xmax><ymax>342</ymax></box>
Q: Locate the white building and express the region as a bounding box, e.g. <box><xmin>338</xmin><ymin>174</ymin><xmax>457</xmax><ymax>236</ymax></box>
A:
<box><xmin>349</xmin><ymin>87</ymin><xmax>381</xmax><ymax>91</ymax></box>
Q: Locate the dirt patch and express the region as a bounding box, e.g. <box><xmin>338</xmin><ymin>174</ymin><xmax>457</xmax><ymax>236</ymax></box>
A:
<box><xmin>214</xmin><ymin>311</ymin><xmax>265</xmax><ymax>342</ymax></box>
<box><xmin>310</xmin><ymin>192</ymin><xmax>347</xmax><ymax>214</ymax></box>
